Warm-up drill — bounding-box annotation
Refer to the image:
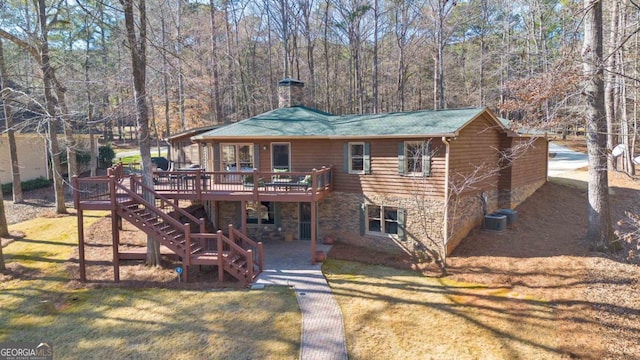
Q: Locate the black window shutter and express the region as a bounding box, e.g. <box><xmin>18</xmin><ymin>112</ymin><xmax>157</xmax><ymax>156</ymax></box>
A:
<box><xmin>364</xmin><ymin>142</ymin><xmax>371</xmax><ymax>174</ymax></box>
<box><xmin>343</xmin><ymin>143</ymin><xmax>349</xmax><ymax>173</ymax></box>
<box><xmin>397</xmin><ymin>142</ymin><xmax>405</xmax><ymax>175</ymax></box>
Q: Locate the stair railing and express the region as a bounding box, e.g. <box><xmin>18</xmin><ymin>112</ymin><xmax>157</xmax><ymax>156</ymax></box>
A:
<box><xmin>129</xmin><ymin>175</ymin><xmax>205</xmax><ymax>233</ymax></box>
<box><xmin>217</xmin><ymin>230</ymin><xmax>255</xmax><ymax>285</ymax></box>
<box><xmin>114</xmin><ymin>180</ymin><xmax>191</xmax><ymax>256</ymax></box>
<box><xmin>228</xmin><ymin>224</ymin><xmax>263</xmax><ymax>272</ymax></box>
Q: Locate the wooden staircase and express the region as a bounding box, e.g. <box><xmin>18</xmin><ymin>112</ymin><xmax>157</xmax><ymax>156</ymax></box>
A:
<box><xmin>113</xmin><ymin>176</ymin><xmax>262</xmax><ymax>285</ymax></box>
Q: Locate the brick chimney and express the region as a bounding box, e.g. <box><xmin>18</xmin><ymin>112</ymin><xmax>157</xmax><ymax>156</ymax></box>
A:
<box><xmin>278</xmin><ymin>78</ymin><xmax>304</xmax><ymax>108</ymax></box>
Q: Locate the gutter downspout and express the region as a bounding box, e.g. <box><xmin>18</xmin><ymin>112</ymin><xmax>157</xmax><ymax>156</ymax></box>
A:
<box><xmin>442</xmin><ymin>136</ymin><xmax>451</xmax><ymax>262</ymax></box>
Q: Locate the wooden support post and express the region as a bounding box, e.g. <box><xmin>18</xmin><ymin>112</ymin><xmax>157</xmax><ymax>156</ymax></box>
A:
<box><xmin>252</xmin><ymin>168</ymin><xmax>259</xmax><ymax>200</ymax></box>
<box><xmin>184</xmin><ymin>223</ymin><xmax>191</xmax><ymax>283</ymax></box>
<box><xmin>109</xmin><ymin>175</ymin><xmax>120</xmax><ymax>282</ymax></box>
<box><xmin>73</xmin><ymin>176</ymin><xmax>86</xmax><ymax>282</ymax></box>
<box><xmin>228</xmin><ymin>224</ymin><xmax>235</xmax><ymax>242</ymax></box>
<box><xmin>195</xmin><ymin>169</ymin><xmax>202</xmax><ymax>196</ymax></box>
<box><xmin>240</xmin><ymin>201</ymin><xmax>247</xmax><ymax>236</ymax></box>
<box><xmin>217</xmin><ymin>230</ymin><xmax>224</xmax><ymax>283</ymax></box>
<box><xmin>311</xmin><ymin>200</ymin><xmax>317</xmax><ymax>265</ymax></box>
<box><xmin>311</xmin><ymin>168</ymin><xmax>317</xmax><ymax>197</ymax></box>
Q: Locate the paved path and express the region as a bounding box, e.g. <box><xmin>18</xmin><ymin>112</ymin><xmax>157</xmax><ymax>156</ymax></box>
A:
<box><xmin>254</xmin><ymin>241</ymin><xmax>348</xmax><ymax>360</ymax></box>
<box><xmin>548</xmin><ymin>143</ymin><xmax>588</xmax><ymax>176</ymax></box>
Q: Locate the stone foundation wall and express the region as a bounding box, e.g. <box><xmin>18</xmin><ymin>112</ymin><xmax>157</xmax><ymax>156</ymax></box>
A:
<box><xmin>446</xmin><ymin>189</ymin><xmax>499</xmax><ymax>253</ymax></box>
<box><xmin>320</xmin><ymin>192</ymin><xmax>446</xmax><ymax>256</ymax></box>
<box><xmin>279</xmin><ymin>202</ymin><xmax>299</xmax><ymax>239</ymax></box>
<box><xmin>499</xmin><ymin>179</ymin><xmax>546</xmax><ymax>209</ymax></box>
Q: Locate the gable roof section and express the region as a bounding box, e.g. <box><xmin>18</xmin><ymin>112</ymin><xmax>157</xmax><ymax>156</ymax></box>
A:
<box><xmin>167</xmin><ymin>124</ymin><xmax>227</xmax><ymax>142</ymax></box>
<box><xmin>193</xmin><ymin>106</ymin><xmax>507</xmax><ymax>140</ymax></box>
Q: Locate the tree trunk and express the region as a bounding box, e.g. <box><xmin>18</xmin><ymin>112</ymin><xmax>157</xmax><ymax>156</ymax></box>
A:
<box><xmin>0</xmin><ymin>195</ymin><xmax>6</xmax><ymax>270</ymax></box>
<box><xmin>37</xmin><ymin>0</ymin><xmax>67</xmax><ymax>215</ymax></box>
<box><xmin>372</xmin><ymin>0</ymin><xmax>379</xmax><ymax>113</ymax></box>
<box><xmin>120</xmin><ymin>0</ymin><xmax>161</xmax><ymax>266</ymax></box>
<box><xmin>84</xmin><ymin>27</ymin><xmax>97</xmax><ymax>177</ymax></box>
<box><xmin>582</xmin><ymin>0</ymin><xmax>615</xmax><ymax>250</ymax></box>
<box><xmin>209</xmin><ymin>0</ymin><xmax>222</xmax><ymax>122</ymax></box>
<box><xmin>177</xmin><ymin>0</ymin><xmax>186</xmax><ymax>130</ymax></box>
<box><xmin>604</xmin><ymin>0</ymin><xmax>619</xmax><ymax>169</ymax></box>
<box><xmin>0</xmin><ymin>38</ymin><xmax>23</xmax><ymax>203</ymax></box>
<box><xmin>161</xmin><ymin>15</ymin><xmax>171</xmax><ymax>138</ymax></box>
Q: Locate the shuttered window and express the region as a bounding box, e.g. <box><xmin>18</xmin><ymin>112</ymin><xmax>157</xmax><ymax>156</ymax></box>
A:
<box><xmin>399</xmin><ymin>141</ymin><xmax>430</xmax><ymax>176</ymax></box>
<box><xmin>344</xmin><ymin>142</ymin><xmax>371</xmax><ymax>174</ymax></box>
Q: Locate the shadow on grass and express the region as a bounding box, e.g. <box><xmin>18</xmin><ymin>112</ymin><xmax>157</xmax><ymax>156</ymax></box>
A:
<box><xmin>324</xmin><ymin>259</ymin><xmax>639</xmax><ymax>359</ymax></box>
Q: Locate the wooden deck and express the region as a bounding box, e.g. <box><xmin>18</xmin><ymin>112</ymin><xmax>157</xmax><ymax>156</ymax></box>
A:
<box><xmin>74</xmin><ymin>167</ymin><xmax>334</xmax><ymax>210</ymax></box>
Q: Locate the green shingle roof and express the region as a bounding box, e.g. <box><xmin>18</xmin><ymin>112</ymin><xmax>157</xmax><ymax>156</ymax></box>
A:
<box><xmin>193</xmin><ymin>106</ymin><xmax>502</xmax><ymax>139</ymax></box>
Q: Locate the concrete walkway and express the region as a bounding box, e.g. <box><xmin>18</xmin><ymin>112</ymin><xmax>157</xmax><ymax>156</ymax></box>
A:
<box><xmin>254</xmin><ymin>241</ymin><xmax>348</xmax><ymax>360</ymax></box>
<box><xmin>548</xmin><ymin>142</ymin><xmax>589</xmax><ymax>176</ymax></box>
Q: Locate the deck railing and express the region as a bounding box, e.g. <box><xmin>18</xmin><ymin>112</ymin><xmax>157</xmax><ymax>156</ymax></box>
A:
<box><xmin>152</xmin><ymin>166</ymin><xmax>333</xmax><ymax>198</ymax></box>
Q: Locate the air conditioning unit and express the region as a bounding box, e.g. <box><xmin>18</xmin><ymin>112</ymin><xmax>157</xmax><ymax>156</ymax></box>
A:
<box><xmin>495</xmin><ymin>209</ymin><xmax>518</xmax><ymax>226</ymax></box>
<box><xmin>483</xmin><ymin>214</ymin><xmax>507</xmax><ymax>231</ymax></box>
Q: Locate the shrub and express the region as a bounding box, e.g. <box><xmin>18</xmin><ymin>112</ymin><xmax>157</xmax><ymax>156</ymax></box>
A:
<box><xmin>2</xmin><ymin>177</ymin><xmax>53</xmax><ymax>195</ymax></box>
<box><xmin>98</xmin><ymin>144</ymin><xmax>116</xmax><ymax>168</ymax></box>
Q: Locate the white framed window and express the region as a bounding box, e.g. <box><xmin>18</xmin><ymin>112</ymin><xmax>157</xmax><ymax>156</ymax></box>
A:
<box><xmin>349</xmin><ymin>142</ymin><xmax>365</xmax><ymax>173</ymax></box>
<box><xmin>403</xmin><ymin>141</ymin><xmax>429</xmax><ymax>176</ymax></box>
<box><xmin>221</xmin><ymin>143</ymin><xmax>254</xmax><ymax>171</ymax></box>
<box><xmin>366</xmin><ymin>205</ymin><xmax>399</xmax><ymax>236</ymax></box>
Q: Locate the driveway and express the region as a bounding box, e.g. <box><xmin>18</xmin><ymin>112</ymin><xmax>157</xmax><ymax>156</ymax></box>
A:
<box><xmin>548</xmin><ymin>142</ymin><xmax>588</xmax><ymax>177</ymax></box>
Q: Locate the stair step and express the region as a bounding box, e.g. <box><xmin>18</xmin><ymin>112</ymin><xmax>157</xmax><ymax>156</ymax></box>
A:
<box><xmin>190</xmin><ymin>247</ymin><xmax>203</xmax><ymax>255</ymax></box>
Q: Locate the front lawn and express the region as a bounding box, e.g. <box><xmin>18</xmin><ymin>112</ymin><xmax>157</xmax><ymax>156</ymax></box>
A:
<box><xmin>0</xmin><ymin>213</ymin><xmax>300</xmax><ymax>360</ymax></box>
<box><xmin>324</xmin><ymin>259</ymin><xmax>559</xmax><ymax>360</ymax></box>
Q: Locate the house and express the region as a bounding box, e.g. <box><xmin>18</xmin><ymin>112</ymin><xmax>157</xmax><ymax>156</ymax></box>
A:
<box><xmin>1</xmin><ymin>133</ymin><xmax>98</xmax><ymax>185</ymax></box>
<box><xmin>166</xmin><ymin>124</ymin><xmax>223</xmax><ymax>169</ymax></box>
<box><xmin>73</xmin><ymin>79</ymin><xmax>547</xmax><ymax>283</ymax></box>
<box><xmin>189</xmin><ymin>79</ymin><xmax>547</xmax><ymax>257</ymax></box>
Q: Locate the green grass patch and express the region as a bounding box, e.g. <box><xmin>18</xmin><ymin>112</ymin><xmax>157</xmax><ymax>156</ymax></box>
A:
<box><xmin>116</xmin><ymin>154</ymin><xmax>141</xmax><ymax>165</ymax></box>
<box><xmin>1</xmin><ymin>213</ymin><xmax>300</xmax><ymax>359</ymax></box>
<box><xmin>324</xmin><ymin>259</ymin><xmax>559</xmax><ymax>359</ymax></box>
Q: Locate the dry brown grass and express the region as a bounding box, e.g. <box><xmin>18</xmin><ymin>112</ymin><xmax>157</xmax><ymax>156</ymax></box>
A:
<box><xmin>324</xmin><ymin>260</ymin><xmax>561</xmax><ymax>359</ymax></box>
<box><xmin>0</xmin><ymin>213</ymin><xmax>300</xmax><ymax>359</ymax></box>
<box><xmin>327</xmin><ymin>171</ymin><xmax>640</xmax><ymax>359</ymax></box>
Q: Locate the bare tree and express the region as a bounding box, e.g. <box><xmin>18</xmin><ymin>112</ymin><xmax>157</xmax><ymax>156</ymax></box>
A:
<box><xmin>582</xmin><ymin>0</ymin><xmax>615</xmax><ymax>250</ymax></box>
<box><xmin>120</xmin><ymin>0</ymin><xmax>161</xmax><ymax>265</ymax></box>
<box><xmin>0</xmin><ymin>38</ymin><xmax>23</xmax><ymax>203</ymax></box>
<box><xmin>209</xmin><ymin>0</ymin><xmax>223</xmax><ymax>122</ymax></box>
<box><xmin>0</xmin><ymin>4</ymin><xmax>68</xmax><ymax>214</ymax></box>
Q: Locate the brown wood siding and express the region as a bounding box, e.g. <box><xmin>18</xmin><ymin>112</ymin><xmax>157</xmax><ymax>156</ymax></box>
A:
<box><xmin>207</xmin><ymin>137</ymin><xmax>447</xmax><ymax>197</ymax></box>
<box><xmin>509</xmin><ymin>137</ymin><xmax>548</xmax><ymax>189</ymax></box>
<box><xmin>333</xmin><ymin>138</ymin><xmax>446</xmax><ymax>197</ymax></box>
<box><xmin>448</xmin><ymin>114</ymin><xmax>504</xmax><ymax>194</ymax></box>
